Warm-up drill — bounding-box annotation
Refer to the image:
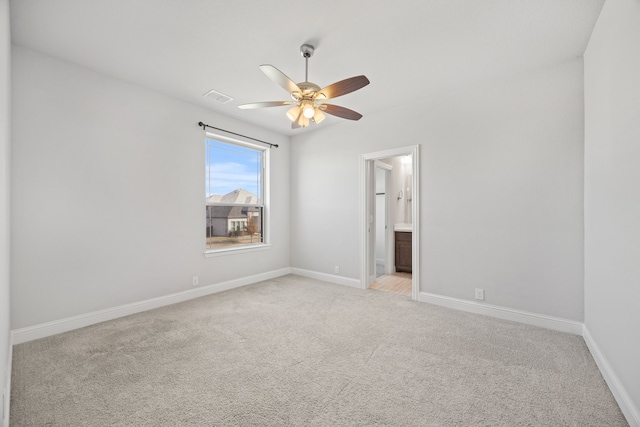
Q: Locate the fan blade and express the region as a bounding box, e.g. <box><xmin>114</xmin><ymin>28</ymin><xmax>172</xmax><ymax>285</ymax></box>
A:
<box><xmin>321</xmin><ymin>104</ymin><xmax>363</xmax><ymax>121</ymax></box>
<box><xmin>317</xmin><ymin>75</ymin><xmax>369</xmax><ymax>100</ymax></box>
<box><xmin>260</xmin><ymin>65</ymin><xmax>301</xmax><ymax>94</ymax></box>
<box><xmin>292</xmin><ymin>121</ymin><xmax>301</xmax><ymax>129</ymax></box>
<box><xmin>238</xmin><ymin>101</ymin><xmax>295</xmax><ymax>109</ymax></box>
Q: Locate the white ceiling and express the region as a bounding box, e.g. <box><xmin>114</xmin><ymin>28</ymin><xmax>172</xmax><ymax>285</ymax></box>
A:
<box><xmin>9</xmin><ymin>0</ymin><xmax>604</xmax><ymax>136</ymax></box>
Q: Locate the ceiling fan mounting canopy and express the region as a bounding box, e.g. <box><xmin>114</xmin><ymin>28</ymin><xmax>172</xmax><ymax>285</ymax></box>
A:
<box><xmin>300</xmin><ymin>43</ymin><xmax>314</xmax><ymax>59</ymax></box>
<box><xmin>238</xmin><ymin>43</ymin><xmax>370</xmax><ymax>129</ymax></box>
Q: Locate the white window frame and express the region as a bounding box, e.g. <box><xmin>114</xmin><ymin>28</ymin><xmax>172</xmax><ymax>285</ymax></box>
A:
<box><xmin>204</xmin><ymin>132</ymin><xmax>271</xmax><ymax>257</ymax></box>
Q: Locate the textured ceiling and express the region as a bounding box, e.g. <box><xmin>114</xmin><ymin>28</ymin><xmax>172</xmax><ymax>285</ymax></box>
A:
<box><xmin>9</xmin><ymin>0</ymin><xmax>604</xmax><ymax>136</ymax></box>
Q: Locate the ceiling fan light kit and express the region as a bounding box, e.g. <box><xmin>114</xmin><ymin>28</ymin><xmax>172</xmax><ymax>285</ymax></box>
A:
<box><xmin>238</xmin><ymin>44</ymin><xmax>369</xmax><ymax>129</ymax></box>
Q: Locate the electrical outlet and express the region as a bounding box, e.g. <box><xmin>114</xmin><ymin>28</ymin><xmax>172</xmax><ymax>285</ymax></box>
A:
<box><xmin>334</xmin><ymin>266</ymin><xmax>340</xmax><ymax>274</ymax></box>
<box><xmin>192</xmin><ymin>276</ymin><xmax>199</xmax><ymax>286</ymax></box>
<box><xmin>475</xmin><ymin>288</ymin><xmax>485</xmax><ymax>301</ymax></box>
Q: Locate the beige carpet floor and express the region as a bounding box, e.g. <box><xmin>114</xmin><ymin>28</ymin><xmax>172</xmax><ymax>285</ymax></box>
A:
<box><xmin>11</xmin><ymin>274</ymin><xmax>628</xmax><ymax>426</ymax></box>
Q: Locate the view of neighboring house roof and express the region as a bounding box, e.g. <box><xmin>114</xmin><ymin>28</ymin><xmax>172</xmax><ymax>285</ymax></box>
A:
<box><xmin>207</xmin><ymin>189</ymin><xmax>258</xmax><ymax>204</ymax></box>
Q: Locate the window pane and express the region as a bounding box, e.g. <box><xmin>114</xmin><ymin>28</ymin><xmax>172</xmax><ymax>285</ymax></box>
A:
<box><xmin>206</xmin><ymin>206</ymin><xmax>263</xmax><ymax>249</ymax></box>
<box><xmin>206</xmin><ymin>139</ymin><xmax>262</xmax><ymax>203</ymax></box>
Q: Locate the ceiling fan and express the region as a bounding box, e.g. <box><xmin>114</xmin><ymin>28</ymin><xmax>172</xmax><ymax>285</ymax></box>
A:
<box><xmin>238</xmin><ymin>44</ymin><xmax>370</xmax><ymax>129</ymax></box>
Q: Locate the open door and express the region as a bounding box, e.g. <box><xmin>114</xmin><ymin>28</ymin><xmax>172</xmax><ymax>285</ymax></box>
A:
<box><xmin>365</xmin><ymin>159</ymin><xmax>377</xmax><ymax>286</ymax></box>
<box><xmin>374</xmin><ymin>162</ymin><xmax>393</xmax><ymax>277</ymax></box>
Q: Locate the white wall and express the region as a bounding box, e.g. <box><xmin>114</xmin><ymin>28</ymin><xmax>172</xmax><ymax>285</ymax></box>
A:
<box><xmin>584</xmin><ymin>0</ymin><xmax>640</xmax><ymax>422</ymax></box>
<box><xmin>291</xmin><ymin>57</ymin><xmax>585</xmax><ymax>321</ymax></box>
<box><xmin>10</xmin><ymin>46</ymin><xmax>290</xmax><ymax>329</ymax></box>
<box><xmin>0</xmin><ymin>0</ymin><xmax>10</xmax><ymax>422</ymax></box>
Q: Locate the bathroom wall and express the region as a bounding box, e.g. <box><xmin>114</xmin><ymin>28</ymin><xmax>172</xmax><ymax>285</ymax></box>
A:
<box><xmin>387</xmin><ymin>155</ymin><xmax>412</xmax><ymax>226</ymax></box>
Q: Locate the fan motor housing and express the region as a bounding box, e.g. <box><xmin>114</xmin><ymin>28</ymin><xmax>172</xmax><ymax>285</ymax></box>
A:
<box><xmin>291</xmin><ymin>82</ymin><xmax>321</xmax><ymax>101</ymax></box>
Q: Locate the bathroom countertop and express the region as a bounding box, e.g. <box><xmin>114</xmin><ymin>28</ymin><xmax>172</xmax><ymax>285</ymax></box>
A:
<box><xmin>394</xmin><ymin>223</ymin><xmax>413</xmax><ymax>232</ymax></box>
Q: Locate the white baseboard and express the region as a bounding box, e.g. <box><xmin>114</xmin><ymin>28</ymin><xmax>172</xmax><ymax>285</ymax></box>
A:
<box><xmin>290</xmin><ymin>268</ymin><xmax>362</xmax><ymax>289</ymax></box>
<box><xmin>2</xmin><ymin>334</ymin><xmax>11</xmax><ymax>427</ymax></box>
<box><xmin>418</xmin><ymin>291</ymin><xmax>583</xmax><ymax>335</ymax></box>
<box><xmin>11</xmin><ymin>268</ymin><xmax>292</xmax><ymax>345</ymax></box>
<box><xmin>583</xmin><ymin>325</ymin><xmax>639</xmax><ymax>427</ymax></box>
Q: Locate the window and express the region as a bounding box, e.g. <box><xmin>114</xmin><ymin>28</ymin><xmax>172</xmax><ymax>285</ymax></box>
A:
<box><xmin>205</xmin><ymin>135</ymin><xmax>268</xmax><ymax>254</ymax></box>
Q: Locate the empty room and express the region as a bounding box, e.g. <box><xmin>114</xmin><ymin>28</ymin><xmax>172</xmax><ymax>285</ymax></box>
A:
<box><xmin>1</xmin><ymin>0</ymin><xmax>639</xmax><ymax>425</ymax></box>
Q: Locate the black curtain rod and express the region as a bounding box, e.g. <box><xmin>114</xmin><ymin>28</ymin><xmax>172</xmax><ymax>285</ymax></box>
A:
<box><xmin>198</xmin><ymin>122</ymin><xmax>278</xmax><ymax>148</ymax></box>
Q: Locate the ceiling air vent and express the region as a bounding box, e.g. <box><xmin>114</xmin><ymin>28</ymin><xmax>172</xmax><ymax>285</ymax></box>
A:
<box><xmin>203</xmin><ymin>89</ymin><xmax>233</xmax><ymax>104</ymax></box>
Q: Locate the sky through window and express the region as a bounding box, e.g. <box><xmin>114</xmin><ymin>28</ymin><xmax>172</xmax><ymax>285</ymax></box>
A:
<box><xmin>206</xmin><ymin>139</ymin><xmax>262</xmax><ymax>199</ymax></box>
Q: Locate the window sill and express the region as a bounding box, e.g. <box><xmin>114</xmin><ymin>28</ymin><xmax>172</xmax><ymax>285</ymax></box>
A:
<box><xmin>204</xmin><ymin>243</ymin><xmax>272</xmax><ymax>258</ymax></box>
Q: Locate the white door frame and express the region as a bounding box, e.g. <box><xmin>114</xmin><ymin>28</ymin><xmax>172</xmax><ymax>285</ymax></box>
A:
<box><xmin>360</xmin><ymin>145</ymin><xmax>420</xmax><ymax>300</ymax></box>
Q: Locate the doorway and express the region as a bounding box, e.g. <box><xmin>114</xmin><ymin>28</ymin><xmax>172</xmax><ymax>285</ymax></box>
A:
<box><xmin>360</xmin><ymin>145</ymin><xmax>419</xmax><ymax>300</ymax></box>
